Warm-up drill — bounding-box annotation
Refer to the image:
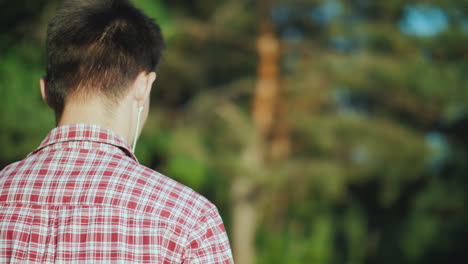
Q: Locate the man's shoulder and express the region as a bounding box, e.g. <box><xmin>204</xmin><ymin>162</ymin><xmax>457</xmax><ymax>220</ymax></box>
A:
<box><xmin>0</xmin><ymin>159</ymin><xmax>28</xmax><ymax>178</ymax></box>
<box><xmin>122</xmin><ymin>159</ymin><xmax>218</xmax><ymax>226</ymax></box>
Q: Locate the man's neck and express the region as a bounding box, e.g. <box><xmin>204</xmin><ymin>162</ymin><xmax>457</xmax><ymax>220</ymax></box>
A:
<box><xmin>58</xmin><ymin>98</ymin><xmax>133</xmax><ymax>145</ymax></box>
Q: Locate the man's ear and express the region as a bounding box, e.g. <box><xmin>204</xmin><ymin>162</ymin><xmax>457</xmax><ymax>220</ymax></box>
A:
<box><xmin>145</xmin><ymin>72</ymin><xmax>156</xmax><ymax>99</ymax></box>
<box><xmin>40</xmin><ymin>77</ymin><xmax>51</xmax><ymax>107</ymax></box>
<box><xmin>134</xmin><ymin>71</ymin><xmax>156</xmax><ymax>105</ymax></box>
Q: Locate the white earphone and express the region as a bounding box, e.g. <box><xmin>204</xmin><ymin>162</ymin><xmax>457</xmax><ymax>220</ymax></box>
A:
<box><xmin>132</xmin><ymin>105</ymin><xmax>144</xmax><ymax>153</ymax></box>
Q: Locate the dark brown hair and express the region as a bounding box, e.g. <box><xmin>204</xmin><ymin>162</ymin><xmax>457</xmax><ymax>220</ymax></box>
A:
<box><xmin>45</xmin><ymin>0</ymin><xmax>164</xmax><ymax>116</ymax></box>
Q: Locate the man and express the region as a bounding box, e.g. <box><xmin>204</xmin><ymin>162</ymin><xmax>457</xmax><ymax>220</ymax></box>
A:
<box><xmin>0</xmin><ymin>0</ymin><xmax>234</xmax><ymax>263</ymax></box>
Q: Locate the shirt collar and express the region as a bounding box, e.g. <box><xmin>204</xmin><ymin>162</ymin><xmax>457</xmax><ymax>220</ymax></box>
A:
<box><xmin>31</xmin><ymin>124</ymin><xmax>137</xmax><ymax>161</ymax></box>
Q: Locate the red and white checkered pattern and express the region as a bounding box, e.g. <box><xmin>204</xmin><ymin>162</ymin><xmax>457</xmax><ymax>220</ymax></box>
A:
<box><xmin>0</xmin><ymin>124</ymin><xmax>233</xmax><ymax>263</ymax></box>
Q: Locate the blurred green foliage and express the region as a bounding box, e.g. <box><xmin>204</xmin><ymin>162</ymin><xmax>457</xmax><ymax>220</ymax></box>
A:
<box><xmin>1</xmin><ymin>0</ymin><xmax>468</xmax><ymax>263</ymax></box>
<box><xmin>0</xmin><ymin>41</ymin><xmax>53</xmax><ymax>164</ymax></box>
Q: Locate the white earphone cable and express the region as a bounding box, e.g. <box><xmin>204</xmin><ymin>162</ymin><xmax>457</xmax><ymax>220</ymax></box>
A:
<box><xmin>132</xmin><ymin>106</ymin><xmax>144</xmax><ymax>153</ymax></box>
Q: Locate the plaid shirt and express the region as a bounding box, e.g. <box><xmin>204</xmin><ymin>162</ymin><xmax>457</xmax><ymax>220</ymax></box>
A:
<box><xmin>0</xmin><ymin>124</ymin><xmax>233</xmax><ymax>263</ymax></box>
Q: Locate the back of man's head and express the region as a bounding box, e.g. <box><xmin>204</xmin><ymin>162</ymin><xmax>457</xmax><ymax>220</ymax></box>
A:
<box><xmin>45</xmin><ymin>0</ymin><xmax>164</xmax><ymax>118</ymax></box>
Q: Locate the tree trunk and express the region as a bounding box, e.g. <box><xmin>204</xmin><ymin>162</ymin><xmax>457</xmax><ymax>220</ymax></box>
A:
<box><xmin>231</xmin><ymin>1</ymin><xmax>284</xmax><ymax>262</ymax></box>
<box><xmin>231</xmin><ymin>176</ymin><xmax>257</xmax><ymax>264</ymax></box>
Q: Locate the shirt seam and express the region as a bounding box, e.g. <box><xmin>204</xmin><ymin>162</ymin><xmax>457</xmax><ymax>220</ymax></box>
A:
<box><xmin>0</xmin><ymin>202</ymin><xmax>195</xmax><ymax>234</ymax></box>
